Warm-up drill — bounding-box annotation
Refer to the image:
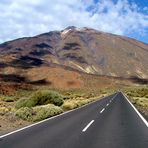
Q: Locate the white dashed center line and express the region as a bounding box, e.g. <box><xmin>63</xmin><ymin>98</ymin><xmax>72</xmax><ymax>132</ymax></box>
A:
<box><xmin>82</xmin><ymin>120</ymin><xmax>94</xmax><ymax>132</ymax></box>
<box><xmin>82</xmin><ymin>94</ymin><xmax>118</xmax><ymax>133</ymax></box>
<box><xmin>100</xmin><ymin>108</ymin><xmax>105</xmax><ymax>113</ymax></box>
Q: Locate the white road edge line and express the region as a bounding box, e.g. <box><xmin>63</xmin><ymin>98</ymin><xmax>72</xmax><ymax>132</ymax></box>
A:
<box><xmin>121</xmin><ymin>92</ymin><xmax>148</xmax><ymax>127</ymax></box>
<box><xmin>100</xmin><ymin>108</ymin><xmax>105</xmax><ymax>113</ymax></box>
<box><xmin>82</xmin><ymin>120</ymin><xmax>94</xmax><ymax>132</ymax></box>
<box><xmin>106</xmin><ymin>103</ymin><xmax>109</xmax><ymax>106</ymax></box>
<box><xmin>0</xmin><ymin>93</ymin><xmax>117</xmax><ymax>139</ymax></box>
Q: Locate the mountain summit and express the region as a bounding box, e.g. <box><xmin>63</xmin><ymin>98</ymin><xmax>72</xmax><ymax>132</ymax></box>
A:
<box><xmin>0</xmin><ymin>27</ymin><xmax>148</xmax><ymax>79</ymax></box>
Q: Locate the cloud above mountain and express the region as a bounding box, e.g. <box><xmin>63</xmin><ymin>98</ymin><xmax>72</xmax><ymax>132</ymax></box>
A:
<box><xmin>0</xmin><ymin>0</ymin><xmax>147</xmax><ymax>43</ymax></box>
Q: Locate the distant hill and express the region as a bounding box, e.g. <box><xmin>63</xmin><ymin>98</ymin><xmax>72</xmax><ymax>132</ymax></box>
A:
<box><xmin>0</xmin><ymin>26</ymin><xmax>147</xmax><ymax>87</ymax></box>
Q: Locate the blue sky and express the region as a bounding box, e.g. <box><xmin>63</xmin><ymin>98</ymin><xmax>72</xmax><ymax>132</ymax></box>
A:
<box><xmin>0</xmin><ymin>0</ymin><xmax>147</xmax><ymax>43</ymax></box>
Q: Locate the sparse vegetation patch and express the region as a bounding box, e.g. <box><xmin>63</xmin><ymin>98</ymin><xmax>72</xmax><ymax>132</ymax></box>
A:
<box><xmin>123</xmin><ymin>87</ymin><xmax>148</xmax><ymax>120</ymax></box>
<box><xmin>15</xmin><ymin>104</ymin><xmax>63</xmax><ymax>122</ymax></box>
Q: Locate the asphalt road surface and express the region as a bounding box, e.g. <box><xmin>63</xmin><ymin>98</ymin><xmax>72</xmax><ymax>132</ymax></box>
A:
<box><xmin>0</xmin><ymin>92</ymin><xmax>148</xmax><ymax>148</ymax></box>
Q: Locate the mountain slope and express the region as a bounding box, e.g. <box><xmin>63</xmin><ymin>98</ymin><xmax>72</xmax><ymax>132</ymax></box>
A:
<box><xmin>0</xmin><ymin>26</ymin><xmax>148</xmax><ymax>79</ymax></box>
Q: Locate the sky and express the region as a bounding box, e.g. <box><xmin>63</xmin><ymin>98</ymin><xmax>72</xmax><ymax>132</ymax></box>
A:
<box><xmin>0</xmin><ymin>0</ymin><xmax>147</xmax><ymax>44</ymax></box>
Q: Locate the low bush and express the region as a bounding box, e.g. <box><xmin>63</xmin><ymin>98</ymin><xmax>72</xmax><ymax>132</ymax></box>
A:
<box><xmin>33</xmin><ymin>104</ymin><xmax>63</xmax><ymax>121</ymax></box>
<box><xmin>62</xmin><ymin>102</ymin><xmax>78</xmax><ymax>110</ymax></box>
<box><xmin>1</xmin><ymin>96</ymin><xmax>16</xmax><ymax>102</ymax></box>
<box><xmin>15</xmin><ymin>98</ymin><xmax>29</xmax><ymax>109</ymax></box>
<box><xmin>0</xmin><ymin>107</ymin><xmax>9</xmax><ymax>115</ymax></box>
<box><xmin>131</xmin><ymin>97</ymin><xmax>148</xmax><ymax>107</ymax></box>
<box><xmin>62</xmin><ymin>99</ymin><xmax>92</xmax><ymax>111</ymax></box>
<box><xmin>15</xmin><ymin>107</ymin><xmax>33</xmax><ymax>121</ymax></box>
<box><xmin>30</xmin><ymin>90</ymin><xmax>64</xmax><ymax>106</ymax></box>
<box><xmin>15</xmin><ymin>104</ymin><xmax>63</xmax><ymax>122</ymax></box>
<box><xmin>126</xmin><ymin>88</ymin><xmax>148</xmax><ymax>98</ymax></box>
<box><xmin>15</xmin><ymin>90</ymin><xmax>64</xmax><ymax>109</ymax></box>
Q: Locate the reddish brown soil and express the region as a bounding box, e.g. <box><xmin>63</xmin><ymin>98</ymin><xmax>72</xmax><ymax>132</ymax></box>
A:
<box><xmin>26</xmin><ymin>66</ymin><xmax>83</xmax><ymax>89</ymax></box>
<box><xmin>0</xmin><ymin>83</ymin><xmax>32</xmax><ymax>96</ymax></box>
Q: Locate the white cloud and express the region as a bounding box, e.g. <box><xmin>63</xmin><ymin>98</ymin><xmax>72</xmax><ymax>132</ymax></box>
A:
<box><xmin>0</xmin><ymin>0</ymin><xmax>147</xmax><ymax>43</ymax></box>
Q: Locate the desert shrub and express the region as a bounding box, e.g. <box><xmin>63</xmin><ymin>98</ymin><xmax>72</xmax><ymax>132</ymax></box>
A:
<box><xmin>100</xmin><ymin>89</ymin><xmax>107</xmax><ymax>94</ymax></box>
<box><xmin>15</xmin><ymin>98</ymin><xmax>28</xmax><ymax>109</ymax></box>
<box><xmin>62</xmin><ymin>99</ymin><xmax>92</xmax><ymax>111</ymax></box>
<box><xmin>126</xmin><ymin>88</ymin><xmax>148</xmax><ymax>98</ymax></box>
<box><xmin>63</xmin><ymin>91</ymin><xmax>85</xmax><ymax>100</ymax></box>
<box><xmin>15</xmin><ymin>104</ymin><xmax>63</xmax><ymax>122</ymax></box>
<box><xmin>0</xmin><ymin>107</ymin><xmax>9</xmax><ymax>115</ymax></box>
<box><xmin>15</xmin><ymin>107</ymin><xmax>33</xmax><ymax>121</ymax></box>
<box><xmin>15</xmin><ymin>90</ymin><xmax>64</xmax><ymax>109</ymax></box>
<box><xmin>145</xmin><ymin>94</ymin><xmax>148</xmax><ymax>98</ymax></box>
<box><xmin>62</xmin><ymin>102</ymin><xmax>78</xmax><ymax>110</ymax></box>
<box><xmin>1</xmin><ymin>96</ymin><xmax>16</xmax><ymax>102</ymax></box>
<box><xmin>134</xmin><ymin>98</ymin><xmax>148</xmax><ymax>107</ymax></box>
<box><xmin>29</xmin><ymin>90</ymin><xmax>64</xmax><ymax>106</ymax></box>
<box><xmin>33</xmin><ymin>104</ymin><xmax>63</xmax><ymax>121</ymax></box>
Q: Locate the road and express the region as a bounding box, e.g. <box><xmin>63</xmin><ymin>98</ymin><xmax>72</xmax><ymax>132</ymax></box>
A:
<box><xmin>0</xmin><ymin>92</ymin><xmax>148</xmax><ymax>148</ymax></box>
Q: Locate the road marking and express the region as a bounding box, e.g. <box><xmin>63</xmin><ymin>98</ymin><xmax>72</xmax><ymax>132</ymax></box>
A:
<box><xmin>111</xmin><ymin>93</ymin><xmax>118</xmax><ymax>101</ymax></box>
<box><xmin>100</xmin><ymin>108</ymin><xmax>105</xmax><ymax>113</ymax></box>
<box><xmin>106</xmin><ymin>103</ymin><xmax>109</xmax><ymax>106</ymax></box>
<box><xmin>121</xmin><ymin>92</ymin><xmax>148</xmax><ymax>127</ymax></box>
<box><xmin>82</xmin><ymin>120</ymin><xmax>94</xmax><ymax>132</ymax></box>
